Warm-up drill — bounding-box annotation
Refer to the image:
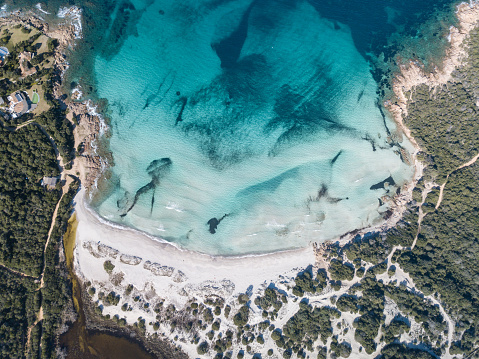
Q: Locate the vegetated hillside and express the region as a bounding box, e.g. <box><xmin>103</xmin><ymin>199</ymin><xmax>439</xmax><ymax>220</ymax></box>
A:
<box><xmin>0</xmin><ymin>125</ymin><xmax>60</xmax><ymax>276</ymax></box>
<box><xmin>345</xmin><ymin>26</ymin><xmax>479</xmax><ymax>357</ymax></box>
<box><xmin>394</xmin><ymin>26</ymin><xmax>479</xmax><ymax>355</ymax></box>
<box><xmin>0</xmin><ymin>24</ymin><xmax>77</xmax><ymax>359</ymax></box>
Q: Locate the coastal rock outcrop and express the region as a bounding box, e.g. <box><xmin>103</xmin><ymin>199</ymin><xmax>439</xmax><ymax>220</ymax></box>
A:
<box><xmin>82</xmin><ymin>241</ymin><xmax>119</xmax><ymax>259</ymax></box>
<box><xmin>181</xmin><ymin>279</ymin><xmax>235</xmax><ymax>298</ymax></box>
<box><xmin>143</xmin><ymin>260</ymin><xmax>175</xmax><ymax>277</ymax></box>
<box><xmin>120</xmin><ymin>254</ymin><xmax>142</xmax><ymax>265</ymax></box>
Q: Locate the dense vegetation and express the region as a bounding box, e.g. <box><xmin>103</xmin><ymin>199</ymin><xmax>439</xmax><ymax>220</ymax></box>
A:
<box><xmin>0</xmin><ymin>23</ymin><xmax>77</xmax><ymax>359</ymax></box>
<box><xmin>0</xmin><ymin>125</ymin><xmax>60</xmax><ymax>276</ymax></box>
<box><xmin>395</xmin><ymin>26</ymin><xmax>479</xmax><ymax>353</ymax></box>
<box><xmin>0</xmin><ymin>269</ymin><xmax>38</xmax><ymax>358</ymax></box>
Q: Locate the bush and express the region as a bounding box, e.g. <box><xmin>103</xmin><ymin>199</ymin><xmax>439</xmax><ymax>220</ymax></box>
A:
<box><xmin>104</xmin><ymin>291</ymin><xmax>120</xmax><ymax>306</ymax></box>
<box><xmin>256</xmin><ymin>287</ymin><xmax>278</xmax><ymax>309</ymax></box>
<box><xmin>238</xmin><ymin>294</ymin><xmax>249</xmax><ymax>304</ymax></box>
<box><xmin>292</xmin><ymin>269</ymin><xmax>328</xmax><ymax>297</ymax></box>
<box><xmin>387</xmin><ymin>265</ymin><xmax>396</xmax><ymax>276</ymax></box>
<box><xmin>336</xmin><ymin>294</ymin><xmax>358</xmax><ymax>313</ymax></box>
<box><xmin>271</xmin><ymin>329</ymin><xmax>282</xmax><ymax>341</ymax></box>
<box><xmin>197</xmin><ymin>341</ymin><xmax>209</xmax><ymax>355</ymax></box>
<box><xmin>283</xmin><ymin>304</ymin><xmax>338</xmax><ymax>346</ymax></box>
<box><xmin>212</xmin><ymin>320</ymin><xmax>220</xmax><ymax>331</ymax></box>
<box><xmin>103</xmin><ymin>260</ymin><xmax>115</xmax><ymax>274</ymax></box>
<box><xmin>203</xmin><ymin>308</ymin><xmax>214</xmax><ymax>323</ymax></box>
<box><xmin>329</xmin><ymin>259</ymin><xmax>354</xmax><ymax>281</ymax></box>
<box><xmin>125</xmin><ymin>284</ymin><xmax>133</xmax><ymax>295</ymax></box>
<box><xmin>331</xmin><ymin>339</ymin><xmax>352</xmax><ymax>358</ymax></box>
<box><xmin>369</xmin><ymin>261</ymin><xmax>388</xmax><ymax>275</ymax></box>
<box><xmin>233</xmin><ymin>305</ymin><xmax>249</xmax><ymax>327</ymax></box>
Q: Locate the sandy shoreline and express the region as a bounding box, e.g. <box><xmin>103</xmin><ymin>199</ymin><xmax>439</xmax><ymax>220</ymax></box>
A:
<box><xmin>74</xmin><ymin>187</ymin><xmax>316</xmax><ymax>294</ymax></box>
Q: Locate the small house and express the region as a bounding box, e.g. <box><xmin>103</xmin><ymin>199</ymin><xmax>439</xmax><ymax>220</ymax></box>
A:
<box><xmin>7</xmin><ymin>91</ymin><xmax>30</xmax><ymax>118</ymax></box>
<box><xmin>41</xmin><ymin>176</ymin><xmax>60</xmax><ymax>189</ymax></box>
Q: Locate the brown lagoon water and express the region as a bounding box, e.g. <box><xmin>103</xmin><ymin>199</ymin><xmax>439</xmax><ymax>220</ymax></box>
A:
<box><xmin>60</xmin><ymin>215</ymin><xmax>155</xmax><ymax>359</ymax></box>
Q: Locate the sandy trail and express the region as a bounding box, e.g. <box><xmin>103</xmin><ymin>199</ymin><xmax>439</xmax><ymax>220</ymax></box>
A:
<box><xmin>0</xmin><ymin>263</ymin><xmax>36</xmax><ymax>278</ymax></box>
<box><xmin>435</xmin><ymin>151</ymin><xmax>479</xmax><ymax>210</ymax></box>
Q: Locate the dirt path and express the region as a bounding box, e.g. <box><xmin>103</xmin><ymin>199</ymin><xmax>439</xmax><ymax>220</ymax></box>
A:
<box><xmin>391</xmin><ymin>153</ymin><xmax>479</xmax><ymax>353</ymax></box>
<box><xmin>37</xmin><ymin>177</ymin><xmax>72</xmax><ymax>289</ymax></box>
<box><xmin>411</xmin><ymin>181</ymin><xmax>433</xmax><ymax>250</ymax></box>
<box><xmin>0</xmin><ymin>262</ymin><xmax>36</xmax><ymax>278</ymax></box>
<box><xmin>25</xmin><ymin>307</ymin><xmax>43</xmax><ymax>354</ymax></box>
<box><xmin>15</xmin><ymin>119</ymin><xmax>35</xmax><ymax>130</ymax></box>
<box><xmin>458</xmin><ymin>152</ymin><xmax>479</xmax><ymax>170</ymax></box>
<box><xmin>24</xmin><ymin>172</ymin><xmax>74</xmax><ymax>353</ymax></box>
<box><xmin>435</xmin><ymin>152</ymin><xmax>479</xmax><ymax>210</ymax></box>
<box><xmin>390</xmin><ymin>261</ymin><xmax>454</xmax><ymax>354</ymax></box>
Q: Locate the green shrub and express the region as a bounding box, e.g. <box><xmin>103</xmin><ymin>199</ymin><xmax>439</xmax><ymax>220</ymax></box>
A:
<box><xmin>329</xmin><ymin>259</ymin><xmax>354</xmax><ymax>281</ymax></box>
<box><xmin>203</xmin><ymin>308</ymin><xmax>214</xmax><ymax>323</ymax></box>
<box><xmin>336</xmin><ymin>294</ymin><xmax>358</xmax><ymax>313</ymax></box>
<box><xmin>271</xmin><ymin>329</ymin><xmax>282</xmax><ymax>341</ymax></box>
<box><xmin>369</xmin><ymin>261</ymin><xmax>388</xmax><ymax>275</ymax></box>
<box><xmin>197</xmin><ymin>341</ymin><xmax>209</xmax><ymax>355</ymax></box>
<box><xmin>125</xmin><ymin>284</ymin><xmax>133</xmax><ymax>295</ymax></box>
<box><xmin>103</xmin><ymin>260</ymin><xmax>115</xmax><ymax>274</ymax></box>
<box><xmin>104</xmin><ymin>291</ymin><xmax>120</xmax><ymax>306</ymax></box>
<box><xmin>238</xmin><ymin>294</ymin><xmax>249</xmax><ymax>304</ymax></box>
<box><xmin>212</xmin><ymin>320</ymin><xmax>220</xmax><ymax>331</ymax></box>
<box><xmin>233</xmin><ymin>305</ymin><xmax>249</xmax><ymax>327</ymax></box>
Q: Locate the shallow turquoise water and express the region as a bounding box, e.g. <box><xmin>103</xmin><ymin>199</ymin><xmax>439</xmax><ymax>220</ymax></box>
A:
<box><xmin>86</xmin><ymin>0</ymin><xmax>421</xmax><ymax>255</ymax></box>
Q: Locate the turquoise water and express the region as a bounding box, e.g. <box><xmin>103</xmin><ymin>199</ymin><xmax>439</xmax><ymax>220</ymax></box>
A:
<box><xmin>88</xmin><ymin>0</ymin><xmax>419</xmax><ymax>255</ymax></box>
<box><xmin>4</xmin><ymin>0</ymin><xmax>461</xmax><ymax>255</ymax></box>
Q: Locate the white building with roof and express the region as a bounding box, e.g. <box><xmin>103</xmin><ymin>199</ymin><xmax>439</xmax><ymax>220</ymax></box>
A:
<box><xmin>0</xmin><ymin>46</ymin><xmax>9</xmax><ymax>66</ymax></box>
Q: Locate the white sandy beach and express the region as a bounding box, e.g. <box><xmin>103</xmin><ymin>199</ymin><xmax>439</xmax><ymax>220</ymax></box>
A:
<box><xmin>74</xmin><ymin>187</ymin><xmax>316</xmax><ymax>299</ymax></box>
